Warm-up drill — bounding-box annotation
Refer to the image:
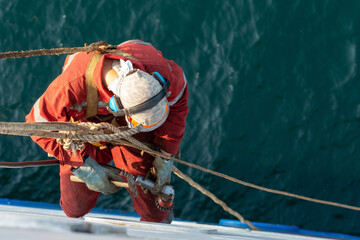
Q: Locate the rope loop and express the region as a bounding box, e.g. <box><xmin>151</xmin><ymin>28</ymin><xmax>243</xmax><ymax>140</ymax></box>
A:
<box><xmin>56</xmin><ymin>130</ymin><xmax>85</xmax><ymax>154</ymax></box>
<box><xmin>54</xmin><ymin>122</ymin><xmax>142</xmax><ymax>153</ymax></box>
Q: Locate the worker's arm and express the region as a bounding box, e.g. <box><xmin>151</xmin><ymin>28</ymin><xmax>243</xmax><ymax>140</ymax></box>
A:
<box><xmin>153</xmin><ymin>85</ymin><xmax>189</xmax><ymax>155</ymax></box>
<box><xmin>25</xmin><ymin>75</ymin><xmax>113</xmax><ymax>166</ymax></box>
<box><xmin>116</xmin><ymin>40</ymin><xmax>189</xmax><ymax>155</ymax></box>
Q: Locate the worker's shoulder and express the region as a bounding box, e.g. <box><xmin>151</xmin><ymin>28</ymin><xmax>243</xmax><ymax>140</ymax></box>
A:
<box><xmin>62</xmin><ymin>52</ymin><xmax>93</xmax><ymax>74</ymax></box>
<box><xmin>118</xmin><ymin>39</ymin><xmax>154</xmax><ymax>48</ymax></box>
<box><xmin>118</xmin><ymin>40</ymin><xmax>165</xmax><ymax>61</ymax></box>
<box><xmin>46</xmin><ymin>52</ymin><xmax>90</xmax><ymax>97</ymax></box>
<box><xmin>56</xmin><ymin>51</ymin><xmax>93</xmax><ymax>85</ymax></box>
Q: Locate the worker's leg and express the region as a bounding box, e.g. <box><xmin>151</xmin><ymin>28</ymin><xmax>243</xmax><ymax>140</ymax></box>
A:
<box><xmin>130</xmin><ymin>184</ymin><xmax>171</xmax><ymax>222</ymax></box>
<box><xmin>112</xmin><ymin>146</ymin><xmax>171</xmax><ymax>223</ymax></box>
<box><xmin>59</xmin><ymin>164</ymin><xmax>100</xmax><ymax>218</ymax></box>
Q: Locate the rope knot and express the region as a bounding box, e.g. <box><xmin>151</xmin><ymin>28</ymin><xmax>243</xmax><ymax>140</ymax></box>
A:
<box><xmin>56</xmin><ymin>130</ymin><xmax>85</xmax><ymax>154</ymax></box>
<box><xmin>84</xmin><ymin>41</ymin><xmax>116</xmax><ymax>54</ymax></box>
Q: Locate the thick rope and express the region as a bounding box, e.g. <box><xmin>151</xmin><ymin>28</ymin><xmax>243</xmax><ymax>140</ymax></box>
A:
<box><xmin>0</xmin><ymin>121</ymin><xmax>90</xmax><ymax>132</ymax></box>
<box><xmin>0</xmin><ymin>121</ymin><xmax>360</xmax><ymax>213</ymax></box>
<box><xmin>72</xmin><ymin>127</ymin><xmax>140</xmax><ymax>142</ymax></box>
<box><xmin>2</xmin><ymin>44</ymin><xmax>357</xmax><ymax>223</ymax></box>
<box><xmin>0</xmin><ymin>122</ymin><xmax>141</xmax><ymax>142</ymax></box>
<box><xmin>0</xmin><ymin>41</ymin><xmax>116</xmax><ymax>59</ymax></box>
<box><xmin>78</xmin><ymin>122</ymin><xmax>122</xmax><ymax>133</ymax></box>
<box><xmin>17</xmin><ymin>121</ymin><xmax>254</xmax><ymax>226</ymax></box>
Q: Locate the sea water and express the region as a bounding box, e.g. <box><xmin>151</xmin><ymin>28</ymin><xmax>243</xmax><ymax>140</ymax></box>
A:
<box><xmin>0</xmin><ymin>0</ymin><xmax>360</xmax><ymax>235</ymax></box>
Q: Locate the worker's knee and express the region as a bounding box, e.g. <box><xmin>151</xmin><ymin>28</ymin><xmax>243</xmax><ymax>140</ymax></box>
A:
<box><xmin>60</xmin><ymin>199</ymin><xmax>92</xmax><ymax>218</ymax></box>
<box><xmin>62</xmin><ymin>208</ymin><xmax>86</xmax><ymax>218</ymax></box>
<box><xmin>59</xmin><ymin>164</ymin><xmax>100</xmax><ymax>218</ymax></box>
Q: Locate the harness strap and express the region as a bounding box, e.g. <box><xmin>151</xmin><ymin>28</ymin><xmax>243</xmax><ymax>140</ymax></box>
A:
<box><xmin>111</xmin><ymin>49</ymin><xmax>138</xmax><ymax>61</ymax></box>
<box><xmin>85</xmin><ymin>52</ymin><xmax>103</xmax><ymax>118</ymax></box>
<box><xmin>85</xmin><ymin>49</ymin><xmax>138</xmax><ymax>119</ymax></box>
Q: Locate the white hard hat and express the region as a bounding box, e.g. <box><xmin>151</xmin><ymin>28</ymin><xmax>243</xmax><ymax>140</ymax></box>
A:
<box><xmin>116</xmin><ymin>69</ymin><xmax>169</xmax><ymax>132</ymax></box>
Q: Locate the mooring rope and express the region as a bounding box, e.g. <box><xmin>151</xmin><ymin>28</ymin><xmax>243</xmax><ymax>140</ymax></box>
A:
<box><xmin>0</xmin><ymin>121</ymin><xmax>141</xmax><ymax>142</ymax></box>
<box><xmin>1</xmin><ymin>121</ymin><xmax>360</xmax><ymax>214</ymax></box>
<box><xmin>0</xmin><ymin>41</ymin><xmax>114</xmax><ymax>59</ymax></box>
<box><xmin>0</xmin><ymin>121</ymin><xmax>256</xmax><ymax>228</ymax></box>
<box><xmin>106</xmin><ymin>127</ymin><xmax>256</xmax><ymax>228</ymax></box>
<box><xmin>1</xmin><ymin>43</ymin><xmax>358</xmax><ymax>231</ymax></box>
<box><xmin>1</xmin><ymin>121</ymin><xmax>360</xmax><ymax>215</ymax></box>
<box><xmin>172</xmin><ymin>166</ymin><xmax>257</xmax><ymax>230</ymax></box>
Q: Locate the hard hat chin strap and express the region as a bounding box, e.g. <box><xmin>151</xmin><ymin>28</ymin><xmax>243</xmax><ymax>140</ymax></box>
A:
<box><xmin>107</xmin><ymin>72</ymin><xmax>170</xmax><ymax>117</ymax></box>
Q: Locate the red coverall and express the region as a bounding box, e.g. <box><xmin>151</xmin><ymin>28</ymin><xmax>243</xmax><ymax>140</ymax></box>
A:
<box><xmin>25</xmin><ymin>40</ymin><xmax>189</xmax><ymax>222</ymax></box>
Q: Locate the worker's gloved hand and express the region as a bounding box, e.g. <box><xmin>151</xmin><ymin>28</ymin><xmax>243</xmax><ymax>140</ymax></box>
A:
<box><xmin>151</xmin><ymin>155</ymin><xmax>173</xmax><ymax>195</ymax></box>
<box><xmin>72</xmin><ymin>156</ymin><xmax>123</xmax><ymax>195</ymax></box>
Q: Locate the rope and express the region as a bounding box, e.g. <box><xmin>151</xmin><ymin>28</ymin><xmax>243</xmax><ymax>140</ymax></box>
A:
<box><xmin>0</xmin><ymin>160</ymin><xmax>59</xmax><ymax>168</ymax></box>
<box><xmin>0</xmin><ymin>122</ymin><xmax>89</xmax><ymax>131</ymax></box>
<box><xmin>172</xmin><ymin>166</ymin><xmax>257</xmax><ymax>230</ymax></box>
<box><xmin>0</xmin><ymin>121</ymin><xmax>359</xmax><ymax>213</ymax></box>
<box><xmin>131</xmin><ymin>144</ymin><xmax>360</xmax><ymax>212</ymax></box>
<box><xmin>0</xmin><ymin>41</ymin><xmax>116</xmax><ymax>59</ymax></box>
<box><xmin>72</xmin><ymin>127</ymin><xmax>141</xmax><ymax>142</ymax></box>
<box><xmin>164</xmin><ymin>159</ymin><xmax>360</xmax><ymax>212</ymax></box>
<box><xmin>103</xmin><ymin>134</ymin><xmax>360</xmax><ymax>212</ymax></box>
<box><xmin>96</xmin><ymin>127</ymin><xmax>256</xmax><ymax>227</ymax></box>
<box><xmin>78</xmin><ymin>122</ymin><xmax>123</xmax><ymax>133</ymax></box>
<box><xmin>2</xmin><ymin>43</ymin><xmax>356</xmax><ymax>224</ymax></box>
<box><xmin>0</xmin><ymin>121</ymin><xmax>141</xmax><ymax>142</ymax></box>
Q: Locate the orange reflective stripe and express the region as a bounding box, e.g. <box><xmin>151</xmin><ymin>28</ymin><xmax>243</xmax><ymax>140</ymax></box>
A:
<box><xmin>128</xmin><ymin>104</ymin><xmax>168</xmax><ymax>129</ymax></box>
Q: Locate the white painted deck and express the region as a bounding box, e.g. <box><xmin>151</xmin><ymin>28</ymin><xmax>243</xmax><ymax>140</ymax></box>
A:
<box><xmin>0</xmin><ymin>202</ymin><xmax>339</xmax><ymax>240</ymax></box>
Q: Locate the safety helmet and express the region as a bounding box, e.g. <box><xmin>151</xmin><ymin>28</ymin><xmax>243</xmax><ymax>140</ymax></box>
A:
<box><xmin>108</xmin><ymin>69</ymin><xmax>170</xmax><ymax>132</ymax></box>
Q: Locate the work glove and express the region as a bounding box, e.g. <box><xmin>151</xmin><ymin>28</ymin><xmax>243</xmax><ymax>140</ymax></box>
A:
<box><xmin>72</xmin><ymin>156</ymin><xmax>123</xmax><ymax>195</ymax></box>
<box><xmin>151</xmin><ymin>156</ymin><xmax>173</xmax><ymax>195</ymax></box>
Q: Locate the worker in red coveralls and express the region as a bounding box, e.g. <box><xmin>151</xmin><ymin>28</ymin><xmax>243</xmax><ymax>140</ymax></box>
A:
<box><xmin>25</xmin><ymin>40</ymin><xmax>189</xmax><ymax>223</ymax></box>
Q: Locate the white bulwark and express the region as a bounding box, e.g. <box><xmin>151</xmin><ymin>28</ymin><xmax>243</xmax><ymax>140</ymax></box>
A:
<box><xmin>0</xmin><ymin>199</ymin><xmax>357</xmax><ymax>240</ymax></box>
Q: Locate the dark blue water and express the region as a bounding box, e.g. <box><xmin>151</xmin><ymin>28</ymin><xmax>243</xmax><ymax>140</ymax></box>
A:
<box><xmin>1</xmin><ymin>0</ymin><xmax>360</xmax><ymax>236</ymax></box>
